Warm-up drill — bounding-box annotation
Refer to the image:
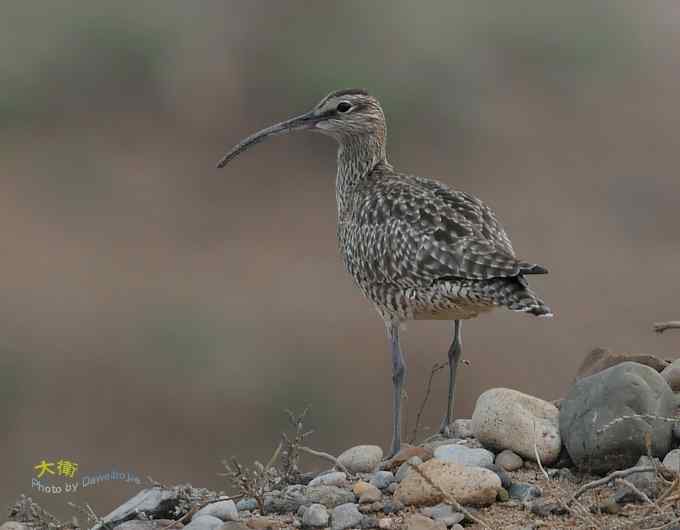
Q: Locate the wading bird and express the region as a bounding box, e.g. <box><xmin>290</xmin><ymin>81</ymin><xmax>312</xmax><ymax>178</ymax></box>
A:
<box><xmin>217</xmin><ymin>89</ymin><xmax>552</xmax><ymax>456</ymax></box>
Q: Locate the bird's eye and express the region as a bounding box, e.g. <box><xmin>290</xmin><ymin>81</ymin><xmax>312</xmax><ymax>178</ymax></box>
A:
<box><xmin>336</xmin><ymin>102</ymin><xmax>352</xmax><ymax>113</ymax></box>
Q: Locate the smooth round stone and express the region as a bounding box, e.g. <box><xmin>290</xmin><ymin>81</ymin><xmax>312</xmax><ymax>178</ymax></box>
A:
<box><xmin>404</xmin><ymin>514</ymin><xmax>446</xmax><ymax>530</ymax></box>
<box><xmin>302</xmin><ymin>503</ymin><xmax>329</xmax><ymax>528</ymax></box>
<box><xmin>386</xmin><ymin>482</ymin><xmax>398</xmax><ymax>494</ymax></box>
<box><xmin>338</xmin><ymin>445</ymin><xmax>383</xmax><ymax>473</ymax></box>
<box><xmin>369</xmin><ymin>470</ymin><xmax>395</xmax><ymax>490</ymax></box>
<box><xmin>353</xmin><ymin>480</ymin><xmax>372</xmax><ymax>496</ymax></box>
<box><xmin>508</xmin><ymin>483</ymin><xmax>543</xmax><ymax>502</ymax></box>
<box><xmin>433</xmin><ymin>444</ymin><xmax>494</xmax><ymax>468</ymax></box>
<box><xmin>194</xmin><ymin>499</ymin><xmax>239</xmax><ymax>521</ymax></box>
<box><xmin>331</xmin><ymin>503</ymin><xmax>362</xmax><ymax>530</ymax></box>
<box><xmin>420</xmin><ymin>503</ymin><xmax>464</xmax><ymax>525</ymax></box>
<box><xmin>359</xmin><ymin>484</ymin><xmax>382</xmax><ymax>504</ymax></box>
<box><xmin>236</xmin><ymin>498</ymin><xmax>258</xmax><ymax>512</ymax></box>
<box><xmin>495</xmin><ymin>449</ymin><xmax>523</xmax><ymax>472</ymax></box>
<box><xmin>472</xmin><ymin>388</ymin><xmax>561</xmax><ymax>465</ymax></box>
<box><xmin>560</xmin><ymin>362</ymin><xmax>675</xmax><ymax>473</ymax></box>
<box><xmin>663</xmin><ymin>448</ymin><xmax>680</xmax><ymax>472</ymax></box>
<box><xmin>394</xmin><ymin>460</ymin><xmax>501</xmax><ymax>507</ymax></box>
<box><xmin>661</xmin><ymin>358</ymin><xmax>680</xmax><ymax>391</ymax></box>
<box><xmin>309</xmin><ymin>471</ymin><xmax>348</xmax><ymax>487</ymax></box>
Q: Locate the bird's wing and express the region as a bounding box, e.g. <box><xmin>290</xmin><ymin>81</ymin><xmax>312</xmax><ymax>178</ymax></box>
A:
<box><xmin>370</xmin><ymin>176</ymin><xmax>546</xmax><ymax>282</ymax></box>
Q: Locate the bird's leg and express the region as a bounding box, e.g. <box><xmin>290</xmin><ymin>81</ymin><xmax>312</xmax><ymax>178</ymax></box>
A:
<box><xmin>387</xmin><ymin>321</ymin><xmax>406</xmax><ymax>457</ymax></box>
<box><xmin>440</xmin><ymin>320</ymin><xmax>462</xmax><ymax>437</ymax></box>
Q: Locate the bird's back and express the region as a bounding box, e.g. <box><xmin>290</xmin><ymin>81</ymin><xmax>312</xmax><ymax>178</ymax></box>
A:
<box><xmin>337</xmin><ymin>163</ymin><xmax>551</xmax><ymax>320</ymax></box>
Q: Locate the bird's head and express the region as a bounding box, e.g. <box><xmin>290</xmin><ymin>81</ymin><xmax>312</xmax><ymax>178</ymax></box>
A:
<box><xmin>217</xmin><ymin>88</ymin><xmax>385</xmax><ymax>168</ymax></box>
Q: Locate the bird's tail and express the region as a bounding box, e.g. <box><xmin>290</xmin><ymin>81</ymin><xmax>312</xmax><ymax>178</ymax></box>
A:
<box><xmin>480</xmin><ymin>276</ymin><xmax>553</xmax><ymax>318</ymax></box>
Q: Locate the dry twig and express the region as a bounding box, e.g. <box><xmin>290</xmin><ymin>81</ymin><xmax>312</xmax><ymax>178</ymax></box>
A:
<box><xmin>298</xmin><ymin>445</ymin><xmax>349</xmax><ymax>474</ymax></box>
<box><xmin>409</xmin><ymin>361</ymin><xmax>446</xmax><ymax>443</ymax></box>
<box><xmin>653</xmin><ymin>321</ymin><xmax>680</xmax><ymax>333</ymax></box>
<box><xmin>572</xmin><ymin>466</ymin><xmax>656</xmax><ymax>501</ymax></box>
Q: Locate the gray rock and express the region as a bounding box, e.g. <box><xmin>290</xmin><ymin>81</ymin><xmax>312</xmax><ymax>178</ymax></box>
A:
<box><xmin>332</xmin><ymin>503</ymin><xmax>362</xmax><ymax>530</ymax></box>
<box><xmin>420</xmin><ymin>503</ymin><xmax>464</xmax><ymax>525</ymax></box>
<box><xmin>309</xmin><ymin>471</ymin><xmax>348</xmax><ymax>487</ymax></box>
<box><xmin>194</xmin><ymin>500</ymin><xmax>238</xmax><ymax>521</ymax></box>
<box><xmin>614</xmin><ymin>455</ymin><xmax>658</xmax><ymax>502</ymax></box>
<box><xmin>663</xmin><ymin>448</ymin><xmax>680</xmax><ymax>473</ymax></box>
<box><xmin>337</xmin><ymin>445</ymin><xmax>383</xmax><ymax>473</ymax></box>
<box><xmin>386</xmin><ymin>482</ymin><xmax>398</xmax><ymax>494</ymax></box>
<box><xmin>236</xmin><ymin>498</ymin><xmax>258</xmax><ymax>512</ymax></box>
<box><xmin>359</xmin><ymin>502</ymin><xmax>384</xmax><ymax>514</ymax></box>
<box><xmin>302</xmin><ymin>503</ymin><xmax>329</xmax><ymax>528</ymax></box>
<box><xmin>369</xmin><ymin>470</ymin><xmax>395</xmax><ymax>490</ymax></box>
<box><xmin>560</xmin><ymin>362</ymin><xmax>676</xmax><ymax>473</ymax></box>
<box><xmin>265</xmin><ymin>485</ymin><xmax>354</xmax><ymax>514</ymax></box>
<box><xmin>395</xmin><ymin>456</ymin><xmax>422</xmax><ymax>482</ymax></box>
<box><xmin>528</xmin><ymin>499</ymin><xmax>565</xmax><ymax>517</ymax></box>
<box><xmin>495</xmin><ymin>449</ymin><xmax>523</xmax><ymax>472</ymax></box>
<box><xmin>360</xmin><ymin>515</ymin><xmax>380</xmax><ymax>529</ymax></box>
<box><xmin>382</xmin><ymin>499</ymin><xmax>404</xmax><ymax>514</ymax></box>
<box><xmin>184</xmin><ymin>515</ymin><xmax>224</xmax><ymax>530</ymax></box>
<box><xmin>115</xmin><ymin>523</ymin><xmax>180</xmax><ymax>530</ymax></box>
<box><xmin>94</xmin><ymin>487</ymin><xmax>179</xmax><ymax>529</ymax></box>
<box><xmin>404</xmin><ymin>514</ymin><xmax>446</xmax><ymax>530</ymax></box>
<box><xmin>508</xmin><ymin>483</ymin><xmax>543</xmax><ymax>502</ymax></box>
<box><xmin>433</xmin><ymin>445</ymin><xmax>494</xmax><ymax>468</ymax></box>
<box><xmin>451</xmin><ymin>419</ymin><xmax>474</xmax><ymax>438</ymax></box>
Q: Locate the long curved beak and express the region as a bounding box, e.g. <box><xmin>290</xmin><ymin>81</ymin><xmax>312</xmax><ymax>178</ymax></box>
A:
<box><xmin>216</xmin><ymin>111</ymin><xmax>318</xmax><ymax>168</ymax></box>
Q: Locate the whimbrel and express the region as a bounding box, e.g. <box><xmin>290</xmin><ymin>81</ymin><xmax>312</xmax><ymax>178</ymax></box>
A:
<box><xmin>217</xmin><ymin>89</ymin><xmax>552</xmax><ymax>456</ymax></box>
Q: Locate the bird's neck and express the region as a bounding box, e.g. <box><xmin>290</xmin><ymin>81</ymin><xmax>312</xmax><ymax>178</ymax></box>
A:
<box><xmin>335</xmin><ymin>134</ymin><xmax>389</xmax><ymax>216</ymax></box>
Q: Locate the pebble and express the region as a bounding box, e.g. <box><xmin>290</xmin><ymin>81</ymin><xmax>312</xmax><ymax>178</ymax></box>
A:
<box><xmin>497</xmin><ymin>488</ymin><xmax>509</xmax><ymax>502</ymax></box>
<box><xmin>337</xmin><ymin>445</ymin><xmax>383</xmax><ymax>473</ymax></box>
<box><xmin>420</xmin><ymin>503</ymin><xmax>464</xmax><ymax>525</ymax></box>
<box><xmin>451</xmin><ymin>419</ymin><xmax>474</xmax><ymax>438</ymax></box>
<box><xmin>664</xmin><ymin>448</ymin><xmax>680</xmax><ymax>472</ymax></box>
<box><xmin>433</xmin><ymin>444</ymin><xmax>494</xmax><ymax>467</ymax></box>
<box><xmin>265</xmin><ymin>485</ymin><xmax>354</xmax><ymax>514</ymax></box>
<box><xmin>560</xmin><ymin>362</ymin><xmax>675</xmax><ymax>473</ymax></box>
<box><xmin>184</xmin><ymin>515</ymin><xmax>224</xmax><ymax>530</ymax></box>
<box><xmin>481</xmin><ymin>463</ymin><xmax>512</xmax><ymax>489</ymax></box>
<box><xmin>386</xmin><ymin>482</ymin><xmax>398</xmax><ymax>494</ymax></box>
<box><xmin>404</xmin><ymin>514</ymin><xmax>446</xmax><ymax>530</ymax></box>
<box><xmin>331</xmin><ymin>503</ymin><xmax>363</xmax><ymax>530</ymax></box>
<box><xmin>369</xmin><ymin>470</ymin><xmax>395</xmax><ymax>490</ymax></box>
<box><xmin>528</xmin><ymin>499</ymin><xmax>565</xmax><ymax>517</ymax></box>
<box><xmin>309</xmin><ymin>471</ymin><xmax>348</xmax><ymax>487</ymax></box>
<box><xmin>359</xmin><ymin>502</ymin><xmax>384</xmax><ymax>513</ymax></box>
<box><xmin>382</xmin><ymin>499</ymin><xmax>404</xmax><ymax>514</ymax></box>
<box><xmin>302</xmin><ymin>503</ymin><xmax>329</xmax><ymax>528</ymax></box>
<box><xmin>378</xmin><ymin>518</ymin><xmax>394</xmax><ymax>529</ymax></box>
<box><xmin>194</xmin><ymin>500</ymin><xmax>239</xmax><ymax>521</ymax></box>
<box><xmin>395</xmin><ymin>456</ymin><xmax>422</xmax><ymax>482</ymax></box>
<box><xmin>353</xmin><ymin>480</ymin><xmax>372</xmax><ymax>496</ymax></box>
<box><xmin>237</xmin><ymin>498</ymin><xmax>259</xmax><ymax>512</ymax></box>
<box><xmin>360</xmin><ymin>515</ymin><xmax>380</xmax><ymax>529</ymax></box>
<box><xmin>359</xmin><ymin>485</ymin><xmax>382</xmax><ymax>504</ymax></box>
<box><xmin>495</xmin><ymin>449</ymin><xmax>523</xmax><ymax>472</ymax></box>
<box><xmin>471</xmin><ymin>387</ymin><xmax>561</xmax><ymax>465</ymax></box>
<box><xmin>508</xmin><ymin>483</ymin><xmax>543</xmax><ymax>502</ymax></box>
<box><xmin>394</xmin><ymin>459</ymin><xmax>501</xmax><ymax>507</ymax></box>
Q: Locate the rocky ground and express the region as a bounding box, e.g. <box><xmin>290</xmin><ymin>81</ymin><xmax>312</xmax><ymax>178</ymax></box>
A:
<box><xmin>5</xmin><ymin>347</ymin><xmax>680</xmax><ymax>530</ymax></box>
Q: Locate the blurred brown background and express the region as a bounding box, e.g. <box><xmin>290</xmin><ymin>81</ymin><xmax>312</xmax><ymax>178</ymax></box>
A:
<box><xmin>2</xmin><ymin>0</ymin><xmax>680</xmax><ymax>520</ymax></box>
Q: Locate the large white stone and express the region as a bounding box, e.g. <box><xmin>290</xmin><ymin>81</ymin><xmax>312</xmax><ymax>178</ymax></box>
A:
<box><xmin>471</xmin><ymin>388</ymin><xmax>561</xmax><ymax>465</ymax></box>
